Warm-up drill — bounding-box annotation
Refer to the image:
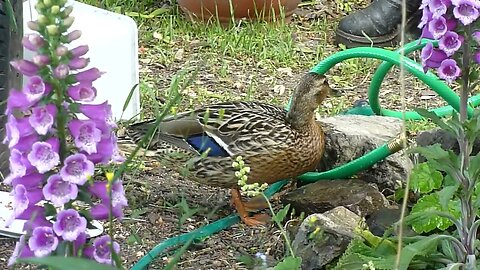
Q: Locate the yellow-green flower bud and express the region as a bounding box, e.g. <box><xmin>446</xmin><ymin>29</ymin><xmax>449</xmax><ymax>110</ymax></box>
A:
<box><xmin>37</xmin><ymin>14</ymin><xmax>49</xmax><ymax>25</ymax></box>
<box><xmin>241</xmin><ymin>175</ymin><xmax>248</xmax><ymax>182</ymax></box>
<box><xmin>43</xmin><ymin>0</ymin><xmax>52</xmax><ymax>7</ymax></box>
<box><xmin>58</xmin><ymin>0</ymin><xmax>67</xmax><ymax>6</ymax></box>
<box><xmin>241</xmin><ymin>185</ymin><xmax>248</xmax><ymax>191</ymax></box>
<box><xmin>232</xmin><ymin>162</ymin><xmax>239</xmax><ymax>168</ymax></box>
<box><xmin>46</xmin><ymin>24</ymin><xmax>59</xmax><ymax>35</ymax></box>
<box><xmin>234</xmin><ymin>171</ymin><xmax>241</xmax><ymax>178</ymax></box>
<box><xmin>243</xmin><ymin>166</ymin><xmax>250</xmax><ymax>173</ymax></box>
<box><xmin>35</xmin><ymin>2</ymin><xmax>45</xmax><ymax>12</ymax></box>
<box><xmin>238</xmin><ymin>160</ymin><xmax>245</xmax><ymax>167</ymax></box>
<box><xmin>236</xmin><ymin>156</ymin><xmax>243</xmax><ymax>162</ymax></box>
<box><xmin>51</xmin><ymin>5</ymin><xmax>60</xmax><ymax>14</ymax></box>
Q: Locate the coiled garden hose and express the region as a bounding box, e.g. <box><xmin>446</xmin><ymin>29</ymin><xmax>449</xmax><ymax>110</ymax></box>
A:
<box><xmin>131</xmin><ymin>39</ymin><xmax>478</xmax><ymax>269</ymax></box>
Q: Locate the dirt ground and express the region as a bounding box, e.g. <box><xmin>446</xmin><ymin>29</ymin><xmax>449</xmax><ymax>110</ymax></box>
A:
<box><xmin>0</xmin><ymin>1</ymin><xmax>455</xmax><ymax>269</ymax></box>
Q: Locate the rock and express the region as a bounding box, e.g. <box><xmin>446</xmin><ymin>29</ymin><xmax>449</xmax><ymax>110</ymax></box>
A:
<box><xmin>292</xmin><ymin>206</ymin><xmax>361</xmax><ymax>269</ymax></box>
<box><xmin>317</xmin><ymin>115</ymin><xmax>413</xmax><ymax>191</ymax></box>
<box><xmin>282</xmin><ymin>179</ymin><xmax>388</xmax><ymax>217</ymax></box>
<box><xmin>416</xmin><ymin>128</ymin><xmax>480</xmax><ymax>162</ymax></box>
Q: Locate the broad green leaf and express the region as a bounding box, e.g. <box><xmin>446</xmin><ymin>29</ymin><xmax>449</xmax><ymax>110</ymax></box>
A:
<box><xmin>19</xmin><ymin>256</ymin><xmax>120</xmax><ymax>270</ymax></box>
<box><xmin>397</xmin><ymin>235</ymin><xmax>442</xmax><ymax>270</ymax></box>
<box><xmin>273</xmin><ymin>204</ymin><xmax>290</xmax><ymax>223</ymax></box>
<box><xmin>274</xmin><ymin>256</ymin><xmax>302</xmax><ymax>270</ymax></box>
<box><xmin>410</xmin><ymin>163</ymin><xmax>443</xmax><ymax>193</ymax></box>
<box><xmin>409</xmin><ymin>193</ymin><xmax>457</xmax><ymax>233</ymax></box>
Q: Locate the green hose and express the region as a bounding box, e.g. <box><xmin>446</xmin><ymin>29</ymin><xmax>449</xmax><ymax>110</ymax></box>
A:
<box><xmin>132</xmin><ymin>39</ymin><xmax>475</xmax><ymax>269</ymax></box>
<box><xmin>130</xmin><ymin>180</ymin><xmax>288</xmax><ymax>270</ymax></box>
<box><xmin>368</xmin><ymin>39</ymin><xmax>480</xmax><ymax>119</ymax></box>
<box><xmin>310</xmin><ymin>39</ymin><xmax>475</xmax><ymax>119</ymax></box>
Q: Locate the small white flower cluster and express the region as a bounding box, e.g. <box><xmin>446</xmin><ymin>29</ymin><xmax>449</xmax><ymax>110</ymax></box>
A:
<box><xmin>232</xmin><ymin>156</ymin><xmax>268</xmax><ymax>197</ymax></box>
<box><xmin>362</xmin><ymin>261</ymin><xmax>376</xmax><ymax>270</ymax></box>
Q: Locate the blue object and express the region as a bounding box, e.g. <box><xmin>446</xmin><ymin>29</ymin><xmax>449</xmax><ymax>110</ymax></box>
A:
<box><xmin>186</xmin><ymin>134</ymin><xmax>229</xmax><ymax>157</ymax></box>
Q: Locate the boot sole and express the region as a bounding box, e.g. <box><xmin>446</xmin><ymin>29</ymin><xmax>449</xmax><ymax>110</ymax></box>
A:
<box><xmin>335</xmin><ymin>11</ymin><xmax>421</xmax><ymax>48</ymax></box>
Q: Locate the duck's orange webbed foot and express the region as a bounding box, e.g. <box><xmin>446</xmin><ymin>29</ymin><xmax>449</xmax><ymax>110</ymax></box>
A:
<box><xmin>230</xmin><ymin>189</ymin><xmax>271</xmax><ymax>226</ymax></box>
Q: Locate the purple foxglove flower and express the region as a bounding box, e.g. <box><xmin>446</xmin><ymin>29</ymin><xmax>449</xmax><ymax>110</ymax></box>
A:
<box><xmin>86</xmin><ymin>135</ymin><xmax>115</xmax><ymax>164</ymax></box>
<box><xmin>452</xmin><ymin>0</ymin><xmax>480</xmax><ymax>25</ymax></box>
<box><xmin>68</xmin><ymin>57</ymin><xmax>89</xmax><ymax>70</ymax></box>
<box><xmin>42</xmin><ymin>174</ymin><xmax>78</xmax><ymax>207</ymax></box>
<box><xmin>11</xmin><ymin>134</ymin><xmax>39</xmax><ymax>153</ymax></box>
<box><xmin>439</xmin><ymin>31</ymin><xmax>462</xmax><ymax>56</ymax></box>
<box><xmin>85</xmin><ymin>235</ymin><xmax>120</xmax><ymax>265</ymax></box>
<box><xmin>111</xmin><ymin>134</ymin><xmax>126</xmax><ymax>163</ymax></box>
<box><xmin>11</xmin><ymin>184</ymin><xmax>43</xmax><ymax>217</ymax></box>
<box><xmin>32</xmin><ymin>55</ymin><xmax>50</xmax><ymax>67</ymax></box>
<box><xmin>5</xmin><ymin>89</ymin><xmax>31</xmax><ymax>114</ymax></box>
<box><xmin>54</xmin><ymin>64</ymin><xmax>70</xmax><ymax>79</ymax></box>
<box><xmin>27</xmin><ymin>138</ymin><xmax>60</xmax><ymax>173</ymax></box>
<box><xmin>474</xmin><ymin>31</ymin><xmax>480</xmax><ymax>44</ymax></box>
<box><xmin>438</xmin><ymin>58</ymin><xmax>461</xmax><ymax>83</ymax></box>
<box><xmin>89</xmin><ymin>203</ymin><xmax>124</xmax><ymax>220</ymax></box>
<box><xmin>23</xmin><ymin>76</ymin><xmax>52</xmax><ymax>103</ymax></box>
<box><xmin>429</xmin><ymin>0</ymin><xmax>451</xmax><ymax>18</ymax></box>
<box><xmin>70</xmin><ymin>45</ymin><xmax>89</xmax><ymax>57</ymax></box>
<box><xmin>3</xmin><ymin>115</ymin><xmax>34</xmax><ymax>148</ymax></box>
<box><xmin>419</xmin><ymin>6</ymin><xmax>433</xmax><ymax>29</ymax></box>
<box><xmin>53</xmin><ymin>209</ymin><xmax>87</xmax><ymax>241</ymax></box>
<box><xmin>8</xmin><ymin>235</ymin><xmax>34</xmax><ymax>267</ymax></box>
<box><xmin>60</xmin><ymin>153</ymin><xmax>94</xmax><ymax>185</ymax></box>
<box><xmin>67</xmin><ymin>30</ymin><xmax>82</xmax><ymax>42</ymax></box>
<box><xmin>89</xmin><ymin>180</ymin><xmax>128</xmax><ymax>208</ymax></box>
<box><xmin>22</xmin><ymin>34</ymin><xmax>45</xmax><ymax>51</ymax></box>
<box><xmin>79</xmin><ymin>102</ymin><xmax>116</xmax><ymax>128</ymax></box>
<box><xmin>68</xmin><ymin>120</ymin><xmax>102</xmax><ymax>154</ymax></box>
<box><xmin>19</xmin><ymin>206</ymin><xmax>51</xmax><ymax>232</ymax></box>
<box><xmin>5</xmin><ymin>149</ymin><xmax>32</xmax><ymax>182</ymax></box>
<box><xmin>475</xmin><ymin>51</ymin><xmax>480</xmax><ymax>64</ymax></box>
<box><xmin>28</xmin><ymin>226</ymin><xmax>59</xmax><ymax>257</ymax></box>
<box><xmin>421</xmin><ymin>42</ymin><xmax>448</xmax><ymax>71</ymax></box>
<box><xmin>10</xmin><ymin>173</ymin><xmax>43</xmax><ymax>188</ymax></box>
<box><xmin>67</xmin><ymin>82</ymin><xmax>97</xmax><ymax>102</ymax></box>
<box><xmin>74</xmin><ymin>67</ymin><xmax>103</xmax><ymax>83</ymax></box>
<box><xmin>10</xmin><ymin>60</ymin><xmax>39</xmax><ymax>76</ymax></box>
<box><xmin>29</xmin><ymin>104</ymin><xmax>57</xmax><ymax>135</ymax></box>
<box><xmin>73</xmin><ymin>232</ymin><xmax>87</xmax><ymax>255</ymax></box>
<box><xmin>56</xmin><ymin>45</ymin><xmax>68</xmax><ymax>56</ymax></box>
<box><xmin>428</xmin><ymin>16</ymin><xmax>449</xmax><ymax>39</ymax></box>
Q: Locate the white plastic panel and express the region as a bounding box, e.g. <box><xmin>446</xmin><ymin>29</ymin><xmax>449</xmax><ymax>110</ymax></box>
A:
<box><xmin>22</xmin><ymin>0</ymin><xmax>140</xmax><ymax>121</ymax></box>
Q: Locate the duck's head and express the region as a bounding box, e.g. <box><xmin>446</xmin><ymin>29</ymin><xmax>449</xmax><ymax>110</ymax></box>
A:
<box><xmin>287</xmin><ymin>72</ymin><xmax>338</xmax><ymax>127</ymax></box>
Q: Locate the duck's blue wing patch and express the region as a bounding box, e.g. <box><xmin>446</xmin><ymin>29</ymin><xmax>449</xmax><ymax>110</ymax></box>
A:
<box><xmin>186</xmin><ymin>134</ymin><xmax>229</xmax><ymax>157</ymax></box>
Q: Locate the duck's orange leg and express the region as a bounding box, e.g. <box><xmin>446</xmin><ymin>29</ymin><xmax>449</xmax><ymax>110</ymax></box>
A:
<box><xmin>230</xmin><ymin>194</ymin><xmax>269</xmax><ymax>212</ymax></box>
<box><xmin>230</xmin><ymin>189</ymin><xmax>270</xmax><ymax>226</ymax></box>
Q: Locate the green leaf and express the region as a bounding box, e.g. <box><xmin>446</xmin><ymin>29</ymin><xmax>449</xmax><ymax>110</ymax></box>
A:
<box><xmin>397</xmin><ymin>235</ymin><xmax>442</xmax><ymax>270</ymax></box>
<box><xmin>43</xmin><ymin>203</ymin><xmax>57</xmax><ymax>217</ymax></box>
<box><xmin>415</xmin><ymin>108</ymin><xmax>455</xmax><ymax>135</ymax></box>
<box><xmin>274</xmin><ymin>256</ymin><xmax>302</xmax><ymax>270</ymax></box>
<box><xmin>469</xmin><ymin>152</ymin><xmax>480</xmax><ymax>183</ymax></box>
<box><xmin>273</xmin><ymin>204</ymin><xmax>290</xmax><ymax>224</ymax></box>
<box><xmin>440</xmin><ymin>239</ymin><xmax>458</xmax><ymax>262</ymax></box>
<box><xmin>409</xmin><ymin>193</ymin><xmax>457</xmax><ymax>233</ymax></box>
<box><xmin>18</xmin><ymin>256</ymin><xmax>120</xmax><ymax>270</ymax></box>
<box><xmin>122</xmin><ymin>83</ymin><xmax>139</xmax><ymax>112</ymax></box>
<box><xmin>437</xmin><ymin>185</ymin><xmax>458</xmax><ymax>210</ymax></box>
<box><xmin>409</xmin><ymin>145</ymin><xmax>458</xmax><ymax>178</ymax></box>
<box><xmin>410</xmin><ymin>163</ymin><xmax>443</xmax><ymax>194</ymax></box>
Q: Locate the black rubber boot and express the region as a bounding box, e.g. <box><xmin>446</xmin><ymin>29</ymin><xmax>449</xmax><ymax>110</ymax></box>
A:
<box><xmin>335</xmin><ymin>0</ymin><xmax>422</xmax><ymax>48</ymax></box>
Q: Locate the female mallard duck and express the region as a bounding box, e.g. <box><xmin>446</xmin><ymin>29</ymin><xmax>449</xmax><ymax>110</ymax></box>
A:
<box><xmin>125</xmin><ymin>72</ymin><xmax>335</xmax><ymax>226</ymax></box>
